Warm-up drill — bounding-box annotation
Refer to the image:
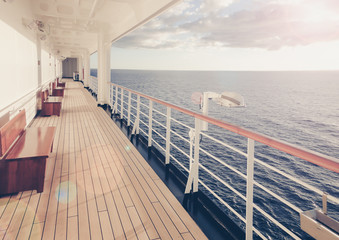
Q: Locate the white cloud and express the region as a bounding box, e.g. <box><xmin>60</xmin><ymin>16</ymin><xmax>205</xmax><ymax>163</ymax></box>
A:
<box><xmin>113</xmin><ymin>0</ymin><xmax>339</xmax><ymax>50</ymax></box>
<box><xmin>198</xmin><ymin>0</ymin><xmax>234</xmax><ymax>16</ymax></box>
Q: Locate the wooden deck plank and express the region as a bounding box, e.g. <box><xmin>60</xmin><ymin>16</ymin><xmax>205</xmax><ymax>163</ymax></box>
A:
<box><xmin>34</xmin><ymin>192</ymin><xmax>49</xmax><ymax>224</ymax></box>
<box><xmin>76</xmin><ymin>170</ymin><xmax>90</xmax><ymax>240</ymax></box>
<box><xmin>55</xmin><ymin>175</ymin><xmax>68</xmax><ymax>240</ymax></box>
<box><xmin>41</xmin><ymin>175</ymin><xmax>59</xmax><ymax>240</ymax></box>
<box><xmin>104</xmin><ymin>191</ymin><xmax>125</xmax><ymax>240</ymax></box>
<box><xmin>182</xmin><ymin>232</ymin><xmax>195</xmax><ymax>240</ymax></box>
<box><xmin>0</xmin><ymin>197</ymin><xmax>10</xmax><ymax>220</ymax></box>
<box><xmin>127</xmin><ymin>206</ymin><xmax>149</xmax><ymax>240</ymax></box>
<box><xmin>16</xmin><ymin>192</ymin><xmax>40</xmax><ymax>239</ymax></box>
<box><xmin>68</xmin><ymin>173</ymin><xmax>77</xmax><ymax>217</ymax></box>
<box><xmin>118</xmin><ymin>165</ymin><xmax>159</xmax><ymax>239</ymax></box>
<box><xmin>67</xmin><ymin>216</ymin><xmax>78</xmax><ymax>240</ymax></box>
<box><xmin>83</xmin><ymin>169</ymin><xmax>103</xmax><ymax>240</ymax></box>
<box><xmin>30</xmin><ymin>222</ymin><xmax>43</xmax><ymax>239</ymax></box>
<box><xmin>0</xmin><ymin>81</ymin><xmax>207</xmax><ymax>240</ymax></box>
<box><xmin>0</xmin><ymin>193</ymin><xmax>23</xmax><ymax>232</ymax></box>
<box><xmin>99</xmin><ymin>211</ymin><xmax>114</xmax><ymax>240</ymax></box>
<box><xmin>103</xmin><ymin>166</ymin><xmax>137</xmax><ymax>239</ymax></box>
<box><xmin>152</xmin><ymin>201</ymin><xmax>183</xmax><ymax>240</ymax></box>
<box><xmin>124</xmin><ymin>166</ymin><xmax>171</xmax><ymax>240</ymax></box>
<box><xmin>3</xmin><ymin>192</ymin><xmax>31</xmax><ymax>240</ymax></box>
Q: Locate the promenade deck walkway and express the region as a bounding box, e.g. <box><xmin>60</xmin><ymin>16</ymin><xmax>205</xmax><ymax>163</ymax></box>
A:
<box><xmin>0</xmin><ymin>80</ymin><xmax>207</xmax><ymax>240</ymax></box>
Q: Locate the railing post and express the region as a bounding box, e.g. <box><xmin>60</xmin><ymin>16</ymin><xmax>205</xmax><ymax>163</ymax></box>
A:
<box><xmin>189</xmin><ymin>129</ymin><xmax>194</xmax><ymax>171</ymax></box>
<box><xmin>148</xmin><ymin>100</ymin><xmax>153</xmax><ymax>147</ymax></box>
<box><xmin>109</xmin><ymin>84</ymin><xmax>112</xmax><ymax>107</ymax></box>
<box><xmin>132</xmin><ymin>95</ymin><xmax>140</xmax><ymax>135</ymax></box>
<box><xmin>113</xmin><ymin>85</ymin><xmax>118</xmax><ymax>113</ymax></box>
<box><xmin>165</xmin><ymin>107</ymin><xmax>171</xmax><ymax>164</ymax></box>
<box><xmin>89</xmin><ymin>76</ymin><xmax>92</xmax><ymax>90</ymax></box>
<box><xmin>246</xmin><ymin>138</ymin><xmax>254</xmax><ymax>240</ymax></box>
<box><xmin>185</xmin><ymin>118</ymin><xmax>201</xmax><ymax>194</ymax></box>
<box><xmin>127</xmin><ymin>91</ymin><xmax>131</xmax><ymax>126</ymax></box>
<box><xmin>121</xmin><ymin>88</ymin><xmax>124</xmax><ymax>120</ymax></box>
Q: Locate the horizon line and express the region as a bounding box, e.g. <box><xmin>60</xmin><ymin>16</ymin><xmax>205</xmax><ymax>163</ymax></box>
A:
<box><xmin>89</xmin><ymin>68</ymin><xmax>339</xmax><ymax>72</ymax></box>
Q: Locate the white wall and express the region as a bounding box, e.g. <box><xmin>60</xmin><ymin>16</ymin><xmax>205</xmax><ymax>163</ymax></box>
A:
<box><xmin>0</xmin><ymin>19</ymin><xmax>38</xmax><ymax>123</ymax></box>
<box><xmin>0</xmin><ymin>18</ymin><xmax>57</xmax><ymax>125</ymax></box>
<box><xmin>56</xmin><ymin>59</ymin><xmax>62</xmax><ymax>78</ymax></box>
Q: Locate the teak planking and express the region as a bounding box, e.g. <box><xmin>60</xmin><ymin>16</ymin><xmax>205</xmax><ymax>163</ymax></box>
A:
<box><xmin>0</xmin><ymin>80</ymin><xmax>207</xmax><ymax>240</ymax></box>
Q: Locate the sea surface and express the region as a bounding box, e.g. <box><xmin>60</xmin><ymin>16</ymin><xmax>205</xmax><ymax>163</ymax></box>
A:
<box><xmin>92</xmin><ymin>69</ymin><xmax>339</xmax><ymax>239</ymax></box>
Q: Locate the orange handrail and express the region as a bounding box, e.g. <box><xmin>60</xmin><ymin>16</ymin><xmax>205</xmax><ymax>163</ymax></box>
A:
<box><xmin>110</xmin><ymin>83</ymin><xmax>339</xmax><ymax>173</ymax></box>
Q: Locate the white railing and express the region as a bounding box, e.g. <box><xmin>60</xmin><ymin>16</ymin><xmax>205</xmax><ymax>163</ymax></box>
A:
<box><xmin>89</xmin><ymin>76</ymin><xmax>98</xmax><ymax>94</ymax></box>
<box><xmin>0</xmin><ymin>78</ymin><xmax>58</xmax><ymax>126</ymax></box>
<box><xmin>108</xmin><ymin>82</ymin><xmax>339</xmax><ymax>240</ymax></box>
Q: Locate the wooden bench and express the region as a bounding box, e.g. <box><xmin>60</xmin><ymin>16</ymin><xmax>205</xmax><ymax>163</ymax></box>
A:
<box><xmin>41</xmin><ymin>90</ymin><xmax>62</xmax><ymax>116</ymax></box>
<box><xmin>0</xmin><ymin>110</ymin><xmax>55</xmax><ymax>195</ymax></box>
<box><xmin>51</xmin><ymin>82</ymin><xmax>64</xmax><ymax>97</ymax></box>
<box><xmin>57</xmin><ymin>78</ymin><xmax>66</xmax><ymax>88</ymax></box>
<box><xmin>0</xmin><ymin>112</ymin><xmax>9</xmax><ymax>128</ymax></box>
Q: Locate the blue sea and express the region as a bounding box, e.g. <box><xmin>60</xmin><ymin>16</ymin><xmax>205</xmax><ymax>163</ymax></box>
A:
<box><xmin>92</xmin><ymin>69</ymin><xmax>339</xmax><ymax>239</ymax></box>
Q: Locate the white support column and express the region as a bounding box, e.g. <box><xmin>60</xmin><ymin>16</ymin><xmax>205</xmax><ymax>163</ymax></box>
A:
<box><xmin>97</xmin><ymin>31</ymin><xmax>110</xmax><ymax>105</ymax></box>
<box><xmin>57</xmin><ymin>58</ymin><xmax>62</xmax><ymax>78</ymax></box>
<box><xmin>104</xmin><ymin>40</ymin><xmax>111</xmax><ymax>105</ymax></box>
<box><xmin>36</xmin><ymin>36</ymin><xmax>42</xmax><ymax>88</ymax></box>
<box><xmin>83</xmin><ymin>50</ymin><xmax>90</xmax><ymax>87</ymax></box>
<box><xmin>246</xmin><ymin>138</ymin><xmax>255</xmax><ymax>240</ymax></box>
<box><xmin>78</xmin><ymin>55</ymin><xmax>83</xmax><ymax>82</ymax></box>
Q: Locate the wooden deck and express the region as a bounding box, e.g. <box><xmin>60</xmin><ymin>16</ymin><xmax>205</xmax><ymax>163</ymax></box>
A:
<box><xmin>0</xmin><ymin>81</ymin><xmax>207</xmax><ymax>240</ymax></box>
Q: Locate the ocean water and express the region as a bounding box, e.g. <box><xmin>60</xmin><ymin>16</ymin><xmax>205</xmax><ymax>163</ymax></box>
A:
<box><xmin>92</xmin><ymin>69</ymin><xmax>339</xmax><ymax>239</ymax></box>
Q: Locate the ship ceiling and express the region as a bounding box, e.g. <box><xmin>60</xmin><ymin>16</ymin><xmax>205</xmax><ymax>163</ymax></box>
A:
<box><xmin>27</xmin><ymin>0</ymin><xmax>181</xmax><ymax>57</ymax></box>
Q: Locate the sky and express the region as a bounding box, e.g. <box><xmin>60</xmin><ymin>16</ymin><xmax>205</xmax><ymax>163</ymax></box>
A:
<box><xmin>105</xmin><ymin>0</ymin><xmax>339</xmax><ymax>71</ymax></box>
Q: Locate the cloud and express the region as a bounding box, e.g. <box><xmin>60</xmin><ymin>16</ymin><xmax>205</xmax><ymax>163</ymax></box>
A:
<box><xmin>114</xmin><ymin>0</ymin><xmax>339</xmax><ymax>50</ymax></box>
<box><xmin>198</xmin><ymin>0</ymin><xmax>234</xmax><ymax>16</ymax></box>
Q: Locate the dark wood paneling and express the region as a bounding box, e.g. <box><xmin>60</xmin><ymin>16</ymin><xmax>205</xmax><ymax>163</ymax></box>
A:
<box><xmin>0</xmin><ymin>156</ymin><xmax>47</xmax><ymax>194</ymax></box>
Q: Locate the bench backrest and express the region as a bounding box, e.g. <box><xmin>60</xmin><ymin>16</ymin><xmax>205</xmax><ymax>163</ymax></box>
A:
<box><xmin>41</xmin><ymin>90</ymin><xmax>49</xmax><ymax>102</ymax></box>
<box><xmin>0</xmin><ymin>112</ymin><xmax>10</xmax><ymax>128</ymax></box>
<box><xmin>0</xmin><ymin>109</ymin><xmax>26</xmax><ymax>157</ymax></box>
